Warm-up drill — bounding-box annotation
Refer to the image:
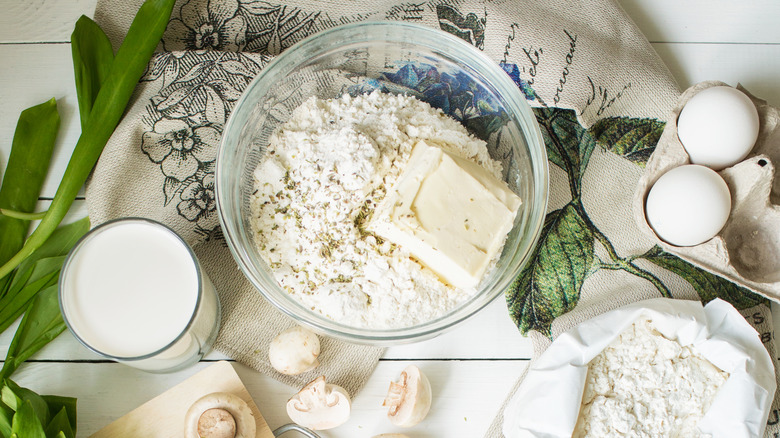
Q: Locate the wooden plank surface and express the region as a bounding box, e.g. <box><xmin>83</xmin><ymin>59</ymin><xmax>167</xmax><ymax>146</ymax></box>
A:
<box><xmin>0</xmin><ymin>297</ymin><xmax>532</xmax><ymax>361</ymax></box>
<box><xmin>11</xmin><ymin>360</ymin><xmax>529</xmax><ymax>437</ymax></box>
<box><xmin>618</xmin><ymin>0</ymin><xmax>780</xmax><ymax>43</ymax></box>
<box><xmin>1</xmin><ymin>0</ymin><xmax>778</xmax><ymax>45</ymax></box>
<box><xmin>0</xmin><ymin>44</ymin><xmax>81</xmax><ymax>198</ymax></box>
<box><xmin>0</xmin><ymin>0</ymin><xmax>98</xmax><ymax>43</ymax></box>
<box><xmin>652</xmin><ymin>42</ymin><xmax>780</xmax><ymax>106</ymax></box>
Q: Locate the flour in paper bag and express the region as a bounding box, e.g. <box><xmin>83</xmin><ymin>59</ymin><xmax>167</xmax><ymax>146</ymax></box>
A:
<box><xmin>574</xmin><ymin>318</ymin><xmax>728</xmax><ymax>437</ymax></box>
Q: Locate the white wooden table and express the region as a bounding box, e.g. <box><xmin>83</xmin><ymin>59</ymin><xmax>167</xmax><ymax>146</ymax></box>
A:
<box><xmin>0</xmin><ymin>1</ymin><xmax>778</xmax><ymax>436</ymax></box>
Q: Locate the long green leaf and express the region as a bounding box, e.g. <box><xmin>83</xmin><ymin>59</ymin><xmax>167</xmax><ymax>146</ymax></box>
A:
<box><xmin>0</xmin><ymin>264</ymin><xmax>60</xmax><ymax>336</ymax></box>
<box><xmin>71</xmin><ymin>16</ymin><xmax>114</xmax><ymax>129</ymax></box>
<box><xmin>6</xmin><ymin>257</ymin><xmax>64</xmax><ymax>304</ymax></box>
<box><xmin>1</xmin><ymin>383</ymin><xmax>47</xmax><ymax>432</ymax></box>
<box><xmin>0</xmin><ymin>287</ymin><xmax>66</xmax><ymax>380</ymax></box>
<box><xmin>0</xmin><ymin>0</ymin><xmax>176</xmax><ymax>280</ymax></box>
<box><xmin>0</xmin><ymin>100</ymin><xmax>60</xmax><ymax>287</ymax></box>
<box><xmin>2</xmin><ymin>381</ymin><xmax>49</xmax><ymax>430</ymax></box>
<box><xmin>44</xmin><ymin>408</ymin><xmax>73</xmax><ymax>438</ymax></box>
<box><xmin>0</xmin><ymin>276</ymin><xmax>11</xmax><ymax>304</ymax></box>
<box><xmin>1</xmin><ymin>215</ymin><xmax>87</xmax><ymax>302</ymax></box>
<box><xmin>41</xmin><ymin>396</ymin><xmax>75</xmax><ymax>437</ymax></box>
<box><xmin>10</xmin><ymin>401</ymin><xmax>45</xmax><ymax>438</ymax></box>
<box><xmin>0</xmin><ymin>218</ymin><xmax>88</xmax><ymax>336</ymax></box>
<box><xmin>13</xmin><ymin>218</ymin><xmax>89</xmax><ymax>278</ymax></box>
<box><xmin>0</xmin><ymin>401</ymin><xmax>13</xmax><ymax>437</ymax></box>
<box><xmin>0</xmin><ymin>388</ymin><xmax>17</xmax><ymax>412</ymax></box>
<box><xmin>0</xmin><ymin>268</ymin><xmax>30</xmax><ymax>302</ymax></box>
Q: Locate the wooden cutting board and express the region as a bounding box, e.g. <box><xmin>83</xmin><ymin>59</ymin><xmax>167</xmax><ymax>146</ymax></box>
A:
<box><xmin>89</xmin><ymin>361</ymin><xmax>275</xmax><ymax>438</ymax></box>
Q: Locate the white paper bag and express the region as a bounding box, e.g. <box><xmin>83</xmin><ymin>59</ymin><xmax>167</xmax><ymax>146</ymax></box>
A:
<box><xmin>503</xmin><ymin>298</ymin><xmax>776</xmax><ymax>438</ymax></box>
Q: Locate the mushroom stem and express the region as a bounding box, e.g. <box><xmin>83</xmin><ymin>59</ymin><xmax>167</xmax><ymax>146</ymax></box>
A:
<box><xmin>184</xmin><ymin>392</ymin><xmax>256</xmax><ymax>438</ymax></box>
<box><xmin>385</xmin><ymin>381</ymin><xmax>405</xmax><ymax>415</ymax></box>
<box><xmin>383</xmin><ymin>365</ymin><xmax>432</xmax><ymax>427</ymax></box>
<box><xmin>287</xmin><ymin>376</ymin><xmax>352</xmax><ymax>430</ymax></box>
<box><xmin>198</xmin><ymin>408</ymin><xmax>236</xmax><ymax>438</ymax></box>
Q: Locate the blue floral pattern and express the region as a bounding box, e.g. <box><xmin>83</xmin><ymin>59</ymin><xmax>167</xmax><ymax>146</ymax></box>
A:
<box><xmin>500</xmin><ymin>62</ymin><xmax>539</xmax><ymax>102</ymax></box>
<box><xmin>354</xmin><ymin>63</ymin><xmax>513</xmax><ymax>141</ymax></box>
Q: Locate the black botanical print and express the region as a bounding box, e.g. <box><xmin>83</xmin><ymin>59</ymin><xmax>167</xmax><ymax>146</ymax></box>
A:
<box><xmin>436</xmin><ymin>4</ymin><xmax>486</xmax><ymax>50</ymax></box>
<box><xmin>140</xmin><ymin>50</ymin><xmax>267</xmax><ymax>234</ymax></box>
<box><xmin>164</xmin><ymin>0</ymin><xmax>247</xmax><ymax>52</ymax></box>
<box><xmin>162</xmin><ymin>0</ymin><xmax>324</xmax><ymax>56</ymax></box>
<box><xmin>178</xmin><ymin>173</ymin><xmax>216</xmax><ymax>221</ymax></box>
<box><xmin>240</xmin><ymin>2</ymin><xmax>320</xmax><ymax>55</ymax></box>
<box><xmin>144</xmin><ymin>0</ymin><xmax>345</xmax><ymax>234</ymax></box>
<box><xmin>385</xmin><ymin>3</ymin><xmax>425</xmax><ymax>21</ymax></box>
<box><xmin>141</xmin><ymin>118</ymin><xmax>218</xmax><ymax>182</ymax></box>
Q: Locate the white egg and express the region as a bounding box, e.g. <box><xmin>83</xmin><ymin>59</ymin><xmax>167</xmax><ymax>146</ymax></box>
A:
<box><xmin>677</xmin><ymin>86</ymin><xmax>759</xmax><ymax>170</ymax></box>
<box><xmin>645</xmin><ymin>165</ymin><xmax>731</xmax><ymax>247</ymax></box>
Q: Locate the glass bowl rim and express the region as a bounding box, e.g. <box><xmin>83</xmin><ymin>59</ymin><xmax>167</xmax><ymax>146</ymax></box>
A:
<box><xmin>216</xmin><ymin>20</ymin><xmax>550</xmax><ymax>345</ymax></box>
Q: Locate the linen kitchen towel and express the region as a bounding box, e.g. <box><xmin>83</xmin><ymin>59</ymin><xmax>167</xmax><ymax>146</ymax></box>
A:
<box><xmin>87</xmin><ymin>0</ymin><xmax>780</xmax><ymax>427</ymax></box>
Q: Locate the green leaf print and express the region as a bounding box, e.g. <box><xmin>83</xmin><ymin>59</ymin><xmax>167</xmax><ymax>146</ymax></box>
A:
<box><xmin>534</xmin><ymin>108</ymin><xmax>596</xmax><ymax>197</ymax></box>
<box><xmin>641</xmin><ymin>246</ymin><xmax>768</xmax><ymax>309</ymax></box>
<box><xmin>507</xmin><ymin>203</ymin><xmax>595</xmax><ymax>336</ymax></box>
<box><xmin>589</xmin><ymin>116</ymin><xmax>664</xmax><ymax>166</ymax></box>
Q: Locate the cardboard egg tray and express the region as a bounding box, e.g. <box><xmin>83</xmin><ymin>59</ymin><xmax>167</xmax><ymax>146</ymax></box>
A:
<box><xmin>633</xmin><ymin>80</ymin><xmax>780</xmax><ymax>301</ymax></box>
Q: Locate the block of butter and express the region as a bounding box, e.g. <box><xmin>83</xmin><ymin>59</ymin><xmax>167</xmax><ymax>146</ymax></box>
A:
<box><xmin>369</xmin><ymin>140</ymin><xmax>522</xmax><ymax>288</ymax></box>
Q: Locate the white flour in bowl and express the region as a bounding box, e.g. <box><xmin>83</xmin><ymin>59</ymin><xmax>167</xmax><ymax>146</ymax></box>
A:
<box><xmin>573</xmin><ymin>318</ymin><xmax>729</xmax><ymax>437</ymax></box>
<box><xmin>250</xmin><ymin>91</ymin><xmax>504</xmax><ymax>328</ymax></box>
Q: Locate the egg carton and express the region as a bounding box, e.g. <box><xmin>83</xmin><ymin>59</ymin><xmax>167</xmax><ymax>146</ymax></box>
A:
<box><xmin>633</xmin><ymin>80</ymin><xmax>780</xmax><ymax>301</ymax></box>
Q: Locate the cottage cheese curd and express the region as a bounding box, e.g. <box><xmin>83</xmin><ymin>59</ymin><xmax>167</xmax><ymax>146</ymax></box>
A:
<box><xmin>250</xmin><ymin>91</ymin><xmax>511</xmax><ymax>328</ymax></box>
<box><xmin>573</xmin><ymin>318</ymin><xmax>729</xmax><ymax>438</ymax></box>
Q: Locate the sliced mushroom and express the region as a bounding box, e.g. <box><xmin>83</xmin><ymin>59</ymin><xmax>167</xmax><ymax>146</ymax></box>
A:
<box><xmin>184</xmin><ymin>392</ymin><xmax>256</xmax><ymax>438</ymax></box>
<box><xmin>269</xmin><ymin>326</ymin><xmax>321</xmax><ymax>375</ymax></box>
<box><xmin>286</xmin><ymin>375</ymin><xmax>351</xmax><ymax>430</ymax></box>
<box><xmin>372</xmin><ymin>434</ymin><xmax>411</xmax><ymax>438</ymax></box>
<box><xmin>383</xmin><ymin>365</ymin><xmax>432</xmax><ymax>427</ymax></box>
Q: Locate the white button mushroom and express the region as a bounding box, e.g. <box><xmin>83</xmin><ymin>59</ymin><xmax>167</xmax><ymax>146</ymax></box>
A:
<box><xmin>383</xmin><ymin>365</ymin><xmax>432</xmax><ymax>427</ymax></box>
<box><xmin>184</xmin><ymin>392</ymin><xmax>256</xmax><ymax>438</ymax></box>
<box><xmin>286</xmin><ymin>375</ymin><xmax>351</xmax><ymax>430</ymax></box>
<box><xmin>269</xmin><ymin>326</ymin><xmax>321</xmax><ymax>375</ymax></box>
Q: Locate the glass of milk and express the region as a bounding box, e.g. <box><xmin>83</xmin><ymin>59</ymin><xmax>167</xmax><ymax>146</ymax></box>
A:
<box><xmin>59</xmin><ymin>218</ymin><xmax>221</xmax><ymax>373</ymax></box>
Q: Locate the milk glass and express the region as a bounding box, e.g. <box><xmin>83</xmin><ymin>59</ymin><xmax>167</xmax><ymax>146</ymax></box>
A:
<box><xmin>59</xmin><ymin>218</ymin><xmax>221</xmax><ymax>373</ymax></box>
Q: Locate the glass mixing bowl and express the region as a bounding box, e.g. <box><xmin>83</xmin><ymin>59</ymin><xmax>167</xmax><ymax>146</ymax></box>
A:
<box><xmin>216</xmin><ymin>22</ymin><xmax>548</xmax><ymax>345</ymax></box>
